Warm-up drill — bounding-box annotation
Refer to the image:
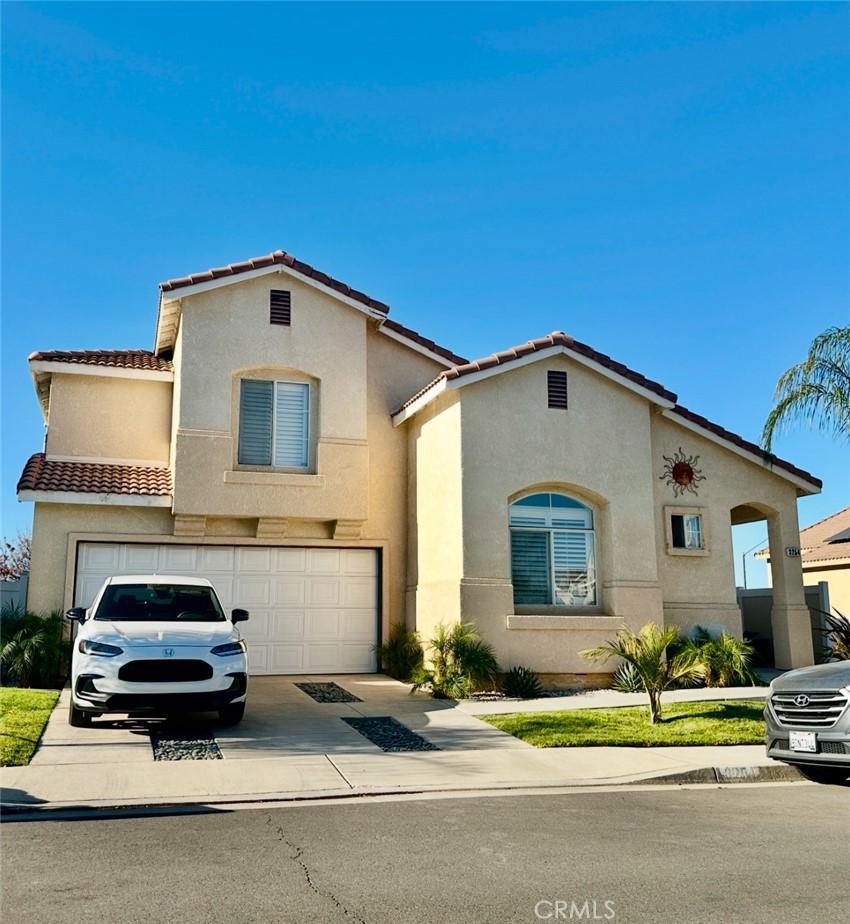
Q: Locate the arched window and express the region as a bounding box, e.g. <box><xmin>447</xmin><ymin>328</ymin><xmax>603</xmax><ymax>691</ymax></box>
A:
<box><xmin>509</xmin><ymin>493</ymin><xmax>597</xmax><ymax>606</ymax></box>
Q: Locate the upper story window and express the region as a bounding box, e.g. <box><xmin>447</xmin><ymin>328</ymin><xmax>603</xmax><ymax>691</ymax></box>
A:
<box><xmin>510</xmin><ymin>492</ymin><xmax>597</xmax><ymax>607</ymax></box>
<box><xmin>238</xmin><ymin>379</ymin><xmax>309</xmax><ymax>468</ymax></box>
<box><xmin>665</xmin><ymin>506</ymin><xmax>708</xmax><ymax>555</ymax></box>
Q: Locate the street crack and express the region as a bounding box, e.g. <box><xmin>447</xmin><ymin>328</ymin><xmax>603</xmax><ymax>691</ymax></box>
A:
<box><xmin>266</xmin><ymin>815</ymin><xmax>369</xmax><ymax>924</ymax></box>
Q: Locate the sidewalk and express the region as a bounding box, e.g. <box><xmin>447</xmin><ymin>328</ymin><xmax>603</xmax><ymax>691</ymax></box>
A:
<box><xmin>1</xmin><ymin>742</ymin><xmax>792</xmax><ymax>814</ymax></box>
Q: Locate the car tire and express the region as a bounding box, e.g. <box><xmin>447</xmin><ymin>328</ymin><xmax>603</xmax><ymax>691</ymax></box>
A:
<box><xmin>797</xmin><ymin>765</ymin><xmax>849</xmax><ymax>785</ymax></box>
<box><xmin>218</xmin><ymin>703</ymin><xmax>246</xmax><ymax>726</ymax></box>
<box><xmin>68</xmin><ymin>699</ymin><xmax>92</xmax><ymax>728</ymax></box>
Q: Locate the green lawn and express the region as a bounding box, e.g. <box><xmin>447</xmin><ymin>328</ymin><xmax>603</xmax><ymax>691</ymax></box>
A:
<box><xmin>0</xmin><ymin>688</ymin><xmax>59</xmax><ymax>766</ymax></box>
<box><xmin>484</xmin><ymin>699</ymin><xmax>766</xmax><ymax>747</ymax></box>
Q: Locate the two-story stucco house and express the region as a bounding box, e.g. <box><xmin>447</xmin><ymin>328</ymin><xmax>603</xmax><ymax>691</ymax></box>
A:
<box><xmin>18</xmin><ymin>248</ymin><xmax>822</xmax><ymax>683</ymax></box>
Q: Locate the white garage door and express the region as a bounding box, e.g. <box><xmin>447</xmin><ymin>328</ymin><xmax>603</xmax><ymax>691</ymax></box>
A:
<box><xmin>74</xmin><ymin>542</ymin><xmax>379</xmax><ymax>675</ymax></box>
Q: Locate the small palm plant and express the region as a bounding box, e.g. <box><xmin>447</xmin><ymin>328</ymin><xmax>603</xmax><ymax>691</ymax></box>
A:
<box><xmin>582</xmin><ymin>623</ymin><xmax>700</xmax><ymax>724</ymax></box>
<box><xmin>677</xmin><ymin>626</ymin><xmax>761</xmax><ymax>687</ymax></box>
<box><xmin>0</xmin><ymin>612</ymin><xmax>65</xmax><ymax>688</ymax></box>
<box><xmin>412</xmin><ymin>622</ymin><xmax>499</xmax><ymax>699</ymax></box>
<box><xmin>374</xmin><ymin>624</ymin><xmax>424</xmax><ymax>681</ymax></box>
<box><xmin>762</xmin><ymin>325</ymin><xmax>850</xmax><ymax>451</ymax></box>
<box><xmin>821</xmin><ymin>609</ymin><xmax>850</xmax><ymax>661</ymax></box>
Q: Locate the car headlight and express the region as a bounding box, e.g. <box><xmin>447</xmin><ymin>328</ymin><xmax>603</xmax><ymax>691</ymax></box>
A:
<box><xmin>78</xmin><ymin>640</ymin><xmax>123</xmax><ymax>657</ymax></box>
<box><xmin>210</xmin><ymin>640</ymin><xmax>247</xmax><ymax>657</ymax></box>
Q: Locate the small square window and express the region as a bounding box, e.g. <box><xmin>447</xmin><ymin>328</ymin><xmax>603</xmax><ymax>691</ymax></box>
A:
<box><xmin>665</xmin><ymin>507</ymin><xmax>709</xmax><ymax>556</ymax></box>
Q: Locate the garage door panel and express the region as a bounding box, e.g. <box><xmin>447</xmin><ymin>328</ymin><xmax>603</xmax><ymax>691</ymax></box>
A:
<box><xmin>237</xmin><ymin>547</ymin><xmax>273</xmax><ymax>573</ymax></box>
<box><xmin>160</xmin><ymin>546</ymin><xmax>198</xmax><ymax>571</ymax></box>
<box><xmin>341</xmin><ymin>610</ymin><xmax>379</xmax><ymax>640</ymax></box>
<box><xmin>270</xmin><ymin>645</ymin><xmax>304</xmax><ymax>673</ymax></box>
<box><xmin>275</xmin><ymin>548</ymin><xmax>307</xmax><ymax>573</ymax></box>
<box><xmin>75</xmin><ymin>542</ymin><xmax>378</xmax><ymax>675</ymax></box>
<box><xmin>342</xmin><ymin>577</ymin><xmax>377</xmax><ymax>608</ymax></box>
<box><xmin>307</xmin><ymin>549</ymin><xmax>341</xmax><ymax>573</ymax></box>
<box><xmin>270</xmin><ymin>611</ymin><xmax>305</xmax><ymax>640</ymax></box>
<box><xmin>273</xmin><ymin>578</ymin><xmax>305</xmax><ymax>605</ymax></box>
<box><xmin>308</xmin><ymin>578</ymin><xmax>340</xmax><ymax>606</ymax></box>
<box><xmin>199</xmin><ymin>546</ymin><xmax>236</xmax><ymax>572</ymax></box>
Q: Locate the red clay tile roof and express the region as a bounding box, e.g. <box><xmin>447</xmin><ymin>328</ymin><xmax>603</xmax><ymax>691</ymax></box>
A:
<box><xmin>159</xmin><ymin>249</ymin><xmax>390</xmax><ymax>314</ymax></box>
<box><xmin>396</xmin><ymin>331</ymin><xmax>677</xmax><ymax>412</ymax></box>
<box><xmin>381</xmin><ymin>319</ymin><xmax>468</xmax><ymax>365</ymax></box>
<box><xmin>17</xmin><ymin>454</ymin><xmax>173</xmax><ymax>497</ymax></box>
<box><xmin>669</xmin><ymin>404</ymin><xmax>821</xmax><ymax>488</ymax></box>
<box><xmin>29</xmin><ymin>350</ymin><xmax>173</xmax><ymax>372</ymax></box>
<box><xmin>393</xmin><ymin>330</ymin><xmax>821</xmax><ymax>490</ymax></box>
<box><xmin>757</xmin><ymin>505</ymin><xmax>849</xmax><ymax>562</ymax></box>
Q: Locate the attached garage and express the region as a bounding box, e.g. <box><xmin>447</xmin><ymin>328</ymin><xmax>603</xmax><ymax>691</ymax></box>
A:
<box><xmin>73</xmin><ymin>542</ymin><xmax>379</xmax><ymax>675</ymax></box>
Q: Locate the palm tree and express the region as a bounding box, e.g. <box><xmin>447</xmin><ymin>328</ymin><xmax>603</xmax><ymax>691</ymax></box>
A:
<box><xmin>582</xmin><ymin>623</ymin><xmax>700</xmax><ymax>724</ymax></box>
<box><xmin>762</xmin><ymin>326</ymin><xmax>850</xmax><ymax>452</ymax></box>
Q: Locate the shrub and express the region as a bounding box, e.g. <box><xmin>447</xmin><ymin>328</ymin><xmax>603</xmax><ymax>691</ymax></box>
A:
<box><xmin>611</xmin><ymin>661</ymin><xmax>643</xmax><ymax>693</ymax></box>
<box><xmin>582</xmin><ymin>623</ymin><xmax>701</xmax><ymax>724</ymax></box>
<box><xmin>821</xmin><ymin>609</ymin><xmax>850</xmax><ymax>661</ymax></box>
<box><xmin>412</xmin><ymin>622</ymin><xmax>500</xmax><ymax>699</ymax></box>
<box><xmin>374</xmin><ymin>624</ymin><xmax>424</xmax><ymax>680</ymax></box>
<box><xmin>501</xmin><ymin>666</ymin><xmax>543</xmax><ymax>699</ymax></box>
<box><xmin>676</xmin><ymin>626</ymin><xmax>761</xmax><ymax>687</ymax></box>
<box><xmin>0</xmin><ymin>607</ymin><xmax>68</xmax><ymax>689</ymax></box>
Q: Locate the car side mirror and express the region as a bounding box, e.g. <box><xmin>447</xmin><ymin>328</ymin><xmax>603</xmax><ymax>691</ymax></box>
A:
<box><xmin>231</xmin><ymin>608</ymin><xmax>249</xmax><ymax>623</ymax></box>
<box><xmin>65</xmin><ymin>607</ymin><xmax>86</xmax><ymax>623</ymax></box>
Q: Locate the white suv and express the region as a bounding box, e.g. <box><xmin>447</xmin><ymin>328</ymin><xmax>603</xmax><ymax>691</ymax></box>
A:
<box><xmin>66</xmin><ymin>575</ymin><xmax>249</xmax><ymax>727</ymax></box>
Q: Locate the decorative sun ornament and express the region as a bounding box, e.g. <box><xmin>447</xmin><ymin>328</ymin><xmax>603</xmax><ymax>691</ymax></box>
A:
<box><xmin>660</xmin><ymin>447</ymin><xmax>706</xmax><ymax>497</ymax></box>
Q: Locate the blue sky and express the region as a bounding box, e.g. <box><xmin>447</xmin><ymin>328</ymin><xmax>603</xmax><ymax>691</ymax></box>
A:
<box><xmin>2</xmin><ymin>2</ymin><xmax>848</xmax><ymax>585</ymax></box>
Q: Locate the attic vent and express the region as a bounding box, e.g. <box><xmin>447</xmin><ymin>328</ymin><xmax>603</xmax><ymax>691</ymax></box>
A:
<box><xmin>547</xmin><ymin>370</ymin><xmax>568</xmax><ymax>409</ymax></box>
<box><xmin>270</xmin><ymin>290</ymin><xmax>291</xmax><ymax>326</ymax></box>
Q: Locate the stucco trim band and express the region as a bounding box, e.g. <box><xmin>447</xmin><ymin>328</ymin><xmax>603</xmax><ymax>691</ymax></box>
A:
<box><xmin>18</xmin><ymin>490</ymin><xmax>172</xmax><ymax>507</ymax></box>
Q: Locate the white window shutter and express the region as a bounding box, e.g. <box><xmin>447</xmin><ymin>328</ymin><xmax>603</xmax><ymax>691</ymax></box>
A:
<box><xmin>273</xmin><ymin>382</ymin><xmax>309</xmax><ymax>467</ymax></box>
<box><xmin>238</xmin><ymin>380</ymin><xmax>274</xmax><ymax>465</ymax></box>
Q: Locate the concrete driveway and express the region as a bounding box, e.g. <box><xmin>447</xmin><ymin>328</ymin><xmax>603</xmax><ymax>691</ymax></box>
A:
<box><xmin>32</xmin><ymin>675</ymin><xmax>528</xmax><ymax>766</ymax></box>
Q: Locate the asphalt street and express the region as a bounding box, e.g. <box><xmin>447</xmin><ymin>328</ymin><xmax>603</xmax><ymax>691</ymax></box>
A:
<box><xmin>2</xmin><ymin>783</ymin><xmax>848</xmax><ymax>924</ymax></box>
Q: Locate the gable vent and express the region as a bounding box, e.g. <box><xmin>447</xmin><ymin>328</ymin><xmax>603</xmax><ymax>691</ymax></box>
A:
<box><xmin>270</xmin><ymin>290</ymin><xmax>292</xmax><ymax>326</ymax></box>
<box><xmin>547</xmin><ymin>370</ymin><xmax>568</xmax><ymax>409</ymax></box>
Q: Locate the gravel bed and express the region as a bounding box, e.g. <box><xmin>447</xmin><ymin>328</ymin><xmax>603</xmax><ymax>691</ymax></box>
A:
<box><xmin>465</xmin><ymin>688</ymin><xmax>602</xmax><ymax>702</ymax></box>
<box><xmin>342</xmin><ymin>716</ymin><xmax>440</xmax><ymax>752</ymax></box>
<box><xmin>296</xmin><ymin>682</ymin><xmax>362</xmax><ymax>703</ymax></box>
<box><xmin>150</xmin><ymin>728</ymin><xmax>223</xmax><ymax>761</ymax></box>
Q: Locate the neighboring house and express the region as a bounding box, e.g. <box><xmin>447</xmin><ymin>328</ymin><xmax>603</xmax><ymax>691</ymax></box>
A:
<box><xmin>17</xmin><ymin>248</ymin><xmax>822</xmax><ymax>681</ymax></box>
<box><xmin>756</xmin><ymin>506</ymin><xmax>850</xmax><ymax>618</ymax></box>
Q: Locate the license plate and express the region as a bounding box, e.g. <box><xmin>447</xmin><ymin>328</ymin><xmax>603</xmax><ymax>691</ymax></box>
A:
<box><xmin>789</xmin><ymin>731</ymin><xmax>817</xmax><ymax>753</ymax></box>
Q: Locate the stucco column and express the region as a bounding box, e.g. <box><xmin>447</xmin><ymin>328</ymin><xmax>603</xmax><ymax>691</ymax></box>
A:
<box><xmin>767</xmin><ymin>505</ymin><xmax>814</xmax><ymax>669</ymax></box>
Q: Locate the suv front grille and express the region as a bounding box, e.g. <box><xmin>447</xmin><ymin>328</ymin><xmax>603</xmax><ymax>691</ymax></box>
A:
<box><xmin>771</xmin><ymin>690</ymin><xmax>849</xmax><ymax>728</ymax></box>
<box><xmin>118</xmin><ymin>660</ymin><xmax>213</xmax><ymax>683</ymax></box>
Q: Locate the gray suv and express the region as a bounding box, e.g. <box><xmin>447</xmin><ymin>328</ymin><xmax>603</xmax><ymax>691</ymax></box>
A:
<box><xmin>765</xmin><ymin>661</ymin><xmax>850</xmax><ymax>784</ymax></box>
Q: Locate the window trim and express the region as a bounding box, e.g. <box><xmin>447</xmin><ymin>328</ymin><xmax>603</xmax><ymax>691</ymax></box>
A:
<box><xmin>236</xmin><ymin>376</ymin><xmax>312</xmax><ymax>472</ymax></box>
<box><xmin>664</xmin><ymin>505</ymin><xmax>710</xmax><ymax>556</ymax></box>
<box><xmin>509</xmin><ymin>492</ymin><xmax>598</xmax><ymax>607</ymax></box>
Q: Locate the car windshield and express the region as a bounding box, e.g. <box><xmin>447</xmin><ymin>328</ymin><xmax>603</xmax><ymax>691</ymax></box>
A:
<box><xmin>94</xmin><ymin>584</ymin><xmax>226</xmax><ymax>622</ymax></box>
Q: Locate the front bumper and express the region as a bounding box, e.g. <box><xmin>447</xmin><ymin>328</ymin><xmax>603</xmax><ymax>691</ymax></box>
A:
<box><xmin>74</xmin><ymin>672</ymin><xmax>247</xmax><ymax>715</ymax></box>
<box><xmin>764</xmin><ymin>702</ymin><xmax>850</xmax><ymax>769</ymax></box>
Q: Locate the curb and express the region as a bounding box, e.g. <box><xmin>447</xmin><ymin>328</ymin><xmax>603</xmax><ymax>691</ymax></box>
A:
<box><xmin>0</xmin><ymin>764</ymin><xmax>807</xmax><ymax>819</ymax></box>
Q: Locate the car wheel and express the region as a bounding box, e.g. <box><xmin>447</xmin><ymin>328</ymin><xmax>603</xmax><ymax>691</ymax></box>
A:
<box><xmin>218</xmin><ymin>703</ymin><xmax>246</xmax><ymax>726</ymax></box>
<box><xmin>797</xmin><ymin>765</ymin><xmax>849</xmax><ymax>785</ymax></box>
<box><xmin>68</xmin><ymin>699</ymin><xmax>92</xmax><ymax>728</ymax></box>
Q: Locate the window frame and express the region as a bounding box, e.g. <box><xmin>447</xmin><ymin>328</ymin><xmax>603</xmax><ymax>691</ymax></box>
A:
<box><xmin>664</xmin><ymin>505</ymin><xmax>709</xmax><ymax>557</ymax></box>
<box><xmin>236</xmin><ymin>376</ymin><xmax>312</xmax><ymax>471</ymax></box>
<box><xmin>509</xmin><ymin>492</ymin><xmax>599</xmax><ymax>609</ymax></box>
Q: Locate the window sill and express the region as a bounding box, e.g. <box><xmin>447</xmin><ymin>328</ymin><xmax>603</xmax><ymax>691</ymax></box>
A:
<box><xmin>507</xmin><ymin>614</ymin><xmax>623</xmax><ymax>631</ymax></box>
<box><xmin>224</xmin><ymin>470</ymin><xmax>325</xmax><ymax>487</ymax></box>
<box><xmin>666</xmin><ymin>546</ymin><xmax>710</xmax><ymax>557</ymax></box>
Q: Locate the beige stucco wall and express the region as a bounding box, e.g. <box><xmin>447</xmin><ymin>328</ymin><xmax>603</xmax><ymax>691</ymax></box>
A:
<box><xmin>26</xmin><ymin>502</ymin><xmax>175</xmax><ymax>613</ymax></box>
<box><xmin>408</xmin><ymin>352</ymin><xmax>814</xmax><ymax>674</ymax></box>
<box><xmin>46</xmin><ymin>373</ymin><xmax>172</xmax><ymax>462</ymax></box>
<box><xmin>408</xmin><ymin>392</ymin><xmax>464</xmax><ymax>643</ymax></box>
<box><xmin>803</xmin><ymin>563</ymin><xmax>850</xmax><ymax>619</ymax></box>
